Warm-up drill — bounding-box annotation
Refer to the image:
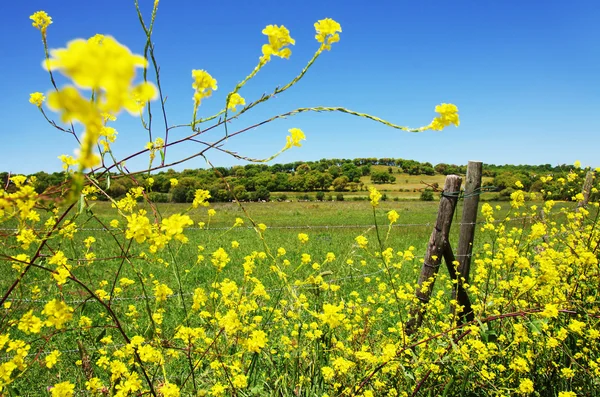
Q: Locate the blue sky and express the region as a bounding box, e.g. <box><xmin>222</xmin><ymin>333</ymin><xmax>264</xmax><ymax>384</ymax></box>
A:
<box><xmin>1</xmin><ymin>0</ymin><xmax>598</xmax><ymax>175</ymax></box>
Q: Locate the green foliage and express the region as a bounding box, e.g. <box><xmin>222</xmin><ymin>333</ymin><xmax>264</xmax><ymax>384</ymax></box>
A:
<box><xmin>420</xmin><ymin>188</ymin><xmax>435</xmax><ymax>201</ymax></box>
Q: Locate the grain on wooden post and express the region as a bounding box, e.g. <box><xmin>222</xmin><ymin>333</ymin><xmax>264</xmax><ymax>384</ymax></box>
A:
<box><xmin>405</xmin><ymin>174</ymin><xmax>462</xmax><ymax>336</ymax></box>
<box><xmin>456</xmin><ymin>161</ymin><xmax>482</xmax><ymax>283</ymax></box>
<box><xmin>453</xmin><ymin>161</ymin><xmax>482</xmax><ymax>321</ymax></box>
<box><xmin>577</xmin><ymin>171</ymin><xmax>595</xmax><ymax>209</ymax></box>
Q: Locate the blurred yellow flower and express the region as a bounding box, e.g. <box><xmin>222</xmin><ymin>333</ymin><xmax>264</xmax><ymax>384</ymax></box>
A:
<box><xmin>45</xmin><ymin>36</ymin><xmax>156</xmax><ymax>115</ymax></box>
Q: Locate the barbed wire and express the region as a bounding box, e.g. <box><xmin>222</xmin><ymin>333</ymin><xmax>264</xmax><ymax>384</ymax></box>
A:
<box><xmin>5</xmin><ymin>248</ymin><xmax>481</xmax><ymax>306</ymax></box>
<box><xmin>0</xmin><ymin>216</ymin><xmax>532</xmax><ymax>233</ymax></box>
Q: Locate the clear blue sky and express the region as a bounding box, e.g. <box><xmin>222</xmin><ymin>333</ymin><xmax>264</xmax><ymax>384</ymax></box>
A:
<box><xmin>1</xmin><ymin>0</ymin><xmax>598</xmax><ymax>175</ymax></box>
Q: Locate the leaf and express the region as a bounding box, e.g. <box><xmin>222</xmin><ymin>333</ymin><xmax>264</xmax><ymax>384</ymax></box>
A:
<box><xmin>95</xmin><ymin>329</ymin><xmax>106</xmax><ymax>343</ymax></box>
<box><xmin>77</xmin><ymin>193</ymin><xmax>85</xmax><ymax>214</ymax></box>
<box><xmin>528</xmin><ymin>318</ymin><xmax>547</xmax><ymax>335</ymax></box>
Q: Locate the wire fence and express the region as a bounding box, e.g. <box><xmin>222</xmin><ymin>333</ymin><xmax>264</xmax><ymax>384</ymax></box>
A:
<box><xmin>0</xmin><ymin>216</ymin><xmax>533</xmax><ymax>233</ymax></box>
<box><xmin>0</xmin><ymin>214</ymin><xmax>526</xmax><ymax>366</ymax></box>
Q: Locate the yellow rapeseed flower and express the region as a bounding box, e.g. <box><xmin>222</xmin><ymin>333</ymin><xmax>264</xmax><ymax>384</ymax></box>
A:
<box><xmin>159</xmin><ymin>382</ymin><xmax>180</xmax><ymax>397</ymax></box>
<box><xmin>261</xmin><ymin>25</ymin><xmax>295</xmax><ymax>62</ymax></box>
<box><xmin>192</xmin><ymin>69</ymin><xmax>217</xmax><ymax>109</ymax></box>
<box><xmin>387</xmin><ymin>210</ymin><xmax>399</xmax><ymax>224</ymax></box>
<box><xmin>45</xmin><ymin>36</ymin><xmax>157</xmax><ymax>115</ymax></box>
<box><xmin>192</xmin><ymin>189</ymin><xmax>211</xmax><ymax>208</ymax></box>
<box><xmin>314</xmin><ymin>18</ymin><xmax>342</xmax><ymax>50</ymax></box>
<box><xmin>227</xmin><ymin>93</ymin><xmax>245</xmax><ymax>112</ymax></box>
<box><xmin>29</xmin><ymin>92</ymin><xmax>46</xmax><ymax>107</ymax></box>
<box><xmin>51</xmin><ymin>381</ymin><xmax>74</xmax><ymax>397</ymax></box>
<box><xmin>369</xmin><ymin>186</ymin><xmax>382</xmax><ymax>207</ymax></box>
<box><xmin>428</xmin><ymin>103</ymin><xmax>460</xmax><ymax>131</ymax></box>
<box><xmin>285</xmin><ymin>128</ymin><xmax>306</xmax><ymax>149</ymax></box>
<box><xmin>30</xmin><ymin>11</ymin><xmax>52</xmax><ymax>35</ymax></box>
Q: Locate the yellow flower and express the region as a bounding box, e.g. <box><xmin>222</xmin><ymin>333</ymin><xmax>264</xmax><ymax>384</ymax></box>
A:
<box><xmin>428</xmin><ymin>103</ymin><xmax>460</xmax><ymax>131</ymax></box>
<box><xmin>298</xmin><ymin>233</ymin><xmax>309</xmax><ymax>243</ymax></box>
<box><xmin>153</xmin><ymin>283</ymin><xmax>173</xmax><ymax>302</ymax></box>
<box><xmin>510</xmin><ymin>190</ymin><xmax>525</xmax><ymax>209</ymax></box>
<box><xmin>18</xmin><ymin>310</ymin><xmax>43</xmax><ymax>334</ymax></box>
<box><xmin>517</xmin><ymin>378</ymin><xmax>534</xmax><ymax>394</ymax></box>
<box><xmin>321</xmin><ymin>366</ymin><xmax>335</xmax><ymax>381</ymax></box>
<box><xmin>369</xmin><ymin>186</ymin><xmax>382</xmax><ymax>207</ymax></box>
<box><xmin>161</xmin><ymin>214</ymin><xmax>193</xmax><ymax>237</ymax></box>
<box><xmin>387</xmin><ymin>210</ymin><xmax>399</xmax><ymax>224</ymax></box>
<box><xmin>227</xmin><ymin>93</ymin><xmax>245</xmax><ymax>112</ymax></box>
<box><xmin>261</xmin><ymin>25</ymin><xmax>295</xmax><ymax>62</ymax></box>
<box><xmin>85</xmin><ymin>378</ymin><xmax>104</xmax><ymax>393</ymax></box>
<box><xmin>45</xmin><ymin>36</ymin><xmax>157</xmax><ymax>115</ymax></box>
<box><xmin>245</xmin><ymin>330</ymin><xmax>268</xmax><ymax>353</ymax></box>
<box><xmin>574</xmin><ymin>160</ymin><xmax>581</xmax><ymax>169</ymax></box>
<box><xmin>234</xmin><ymin>217</ymin><xmax>244</xmax><ymax>227</ymax></box>
<box><xmin>211</xmin><ymin>247</ymin><xmax>230</xmax><ymax>271</ymax></box>
<box><xmin>51</xmin><ymin>381</ymin><xmax>74</xmax><ymax>397</ymax></box>
<box><xmin>320</xmin><ymin>302</ymin><xmax>345</xmax><ymax>328</ymax></box>
<box><xmin>558</xmin><ymin>392</ymin><xmax>577</xmax><ymax>397</ymax></box>
<box><xmin>232</xmin><ymin>374</ymin><xmax>248</xmax><ymax>388</ymax></box>
<box><xmin>169</xmin><ymin>178</ymin><xmax>179</xmax><ymax>187</ymax></box>
<box><xmin>30</xmin><ymin>11</ymin><xmax>52</xmax><ymax>34</ymax></box>
<box><xmin>192</xmin><ymin>69</ymin><xmax>217</xmax><ymax>109</ymax></box>
<box><xmin>160</xmin><ymin>382</ymin><xmax>180</xmax><ymax>397</ymax></box>
<box><xmin>42</xmin><ymin>300</ymin><xmax>73</xmax><ymax>329</ymax></box>
<box><xmin>568</xmin><ymin>319</ymin><xmax>585</xmax><ymax>334</ymax></box>
<box><xmin>355</xmin><ymin>235</ymin><xmax>368</xmax><ymax>248</ymax></box>
<box><xmin>540</xmin><ymin>303</ymin><xmax>559</xmax><ymax>318</ymax></box>
<box><xmin>285</xmin><ymin>128</ymin><xmax>306</xmax><ymax>149</ymax></box>
<box><xmin>192</xmin><ymin>189</ymin><xmax>211</xmax><ymax>208</ymax></box>
<box><xmin>29</xmin><ymin>92</ymin><xmax>46</xmax><ymax>107</ymax></box>
<box><xmin>314</xmin><ymin>18</ymin><xmax>342</xmax><ymax>50</ymax></box>
<box><xmin>45</xmin><ymin>350</ymin><xmax>61</xmax><ymax>368</ymax></box>
<box><xmin>258</xmin><ymin>223</ymin><xmax>267</xmax><ymax>232</ymax></box>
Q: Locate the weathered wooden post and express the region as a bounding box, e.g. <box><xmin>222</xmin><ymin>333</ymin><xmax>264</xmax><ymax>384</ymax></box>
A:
<box><xmin>453</xmin><ymin>161</ymin><xmax>482</xmax><ymax>322</ymax></box>
<box><xmin>577</xmin><ymin>171</ymin><xmax>595</xmax><ymax>209</ymax></box>
<box><xmin>406</xmin><ymin>174</ymin><xmax>462</xmax><ymax>336</ymax></box>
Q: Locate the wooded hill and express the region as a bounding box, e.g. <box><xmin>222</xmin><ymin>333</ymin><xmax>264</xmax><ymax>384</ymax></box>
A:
<box><xmin>1</xmin><ymin>158</ymin><xmax>587</xmax><ymax>202</ymax></box>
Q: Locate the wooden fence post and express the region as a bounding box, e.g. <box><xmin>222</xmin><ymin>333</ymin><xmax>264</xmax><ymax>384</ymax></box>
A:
<box><xmin>453</xmin><ymin>161</ymin><xmax>482</xmax><ymax>322</ymax></box>
<box><xmin>406</xmin><ymin>175</ymin><xmax>462</xmax><ymax>336</ymax></box>
<box><xmin>577</xmin><ymin>171</ymin><xmax>595</xmax><ymax>209</ymax></box>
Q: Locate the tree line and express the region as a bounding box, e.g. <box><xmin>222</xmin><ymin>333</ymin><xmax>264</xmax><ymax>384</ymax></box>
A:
<box><xmin>1</xmin><ymin>158</ymin><xmax>588</xmax><ymax>203</ymax></box>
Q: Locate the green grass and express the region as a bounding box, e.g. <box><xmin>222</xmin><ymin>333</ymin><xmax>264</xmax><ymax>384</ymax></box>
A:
<box><xmin>0</xmin><ymin>198</ymin><xmax>551</xmax><ymax>394</ymax></box>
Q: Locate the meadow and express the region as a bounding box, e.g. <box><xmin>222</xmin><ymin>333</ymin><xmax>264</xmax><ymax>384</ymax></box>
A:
<box><xmin>1</xmin><ymin>5</ymin><xmax>598</xmax><ymax>397</ymax></box>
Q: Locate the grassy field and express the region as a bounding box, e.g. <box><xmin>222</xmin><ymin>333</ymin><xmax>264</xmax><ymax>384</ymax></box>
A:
<box><xmin>2</xmin><ymin>197</ymin><xmax>580</xmax><ymax>394</ymax></box>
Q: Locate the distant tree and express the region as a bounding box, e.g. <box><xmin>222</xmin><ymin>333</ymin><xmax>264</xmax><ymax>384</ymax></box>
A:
<box><xmin>296</xmin><ymin>163</ymin><xmax>311</xmax><ymax>175</ymax></box>
<box><xmin>332</xmin><ymin>176</ymin><xmax>349</xmax><ymax>192</ymax></box>
<box><xmin>420</xmin><ymin>189</ymin><xmax>435</xmax><ymax>201</ymax></box>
